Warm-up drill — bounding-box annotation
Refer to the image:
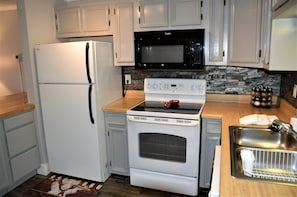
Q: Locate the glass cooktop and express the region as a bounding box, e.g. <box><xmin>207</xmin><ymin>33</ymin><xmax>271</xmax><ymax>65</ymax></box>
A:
<box><xmin>131</xmin><ymin>101</ymin><xmax>203</xmax><ymax>114</ymax></box>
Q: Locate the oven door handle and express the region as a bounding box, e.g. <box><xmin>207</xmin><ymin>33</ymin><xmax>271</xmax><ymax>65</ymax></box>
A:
<box><xmin>127</xmin><ymin>115</ymin><xmax>199</xmax><ymax>127</ymax></box>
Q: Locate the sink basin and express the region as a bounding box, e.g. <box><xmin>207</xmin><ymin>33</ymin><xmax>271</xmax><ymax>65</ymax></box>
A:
<box><xmin>229</xmin><ymin>126</ymin><xmax>297</xmax><ymax>185</ymax></box>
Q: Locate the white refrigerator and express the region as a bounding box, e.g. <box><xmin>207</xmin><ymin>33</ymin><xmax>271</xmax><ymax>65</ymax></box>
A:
<box><xmin>34</xmin><ymin>41</ymin><xmax>122</xmax><ymax>182</ymax></box>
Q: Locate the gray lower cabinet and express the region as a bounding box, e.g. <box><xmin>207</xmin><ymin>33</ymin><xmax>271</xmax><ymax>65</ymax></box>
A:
<box><xmin>200</xmin><ymin>118</ymin><xmax>222</xmax><ymax>189</ymax></box>
<box><xmin>104</xmin><ymin>112</ymin><xmax>129</xmax><ymax>176</ymax></box>
<box><xmin>0</xmin><ymin>110</ymin><xmax>40</xmax><ymax>195</ymax></box>
<box><xmin>0</xmin><ymin>121</ymin><xmax>9</xmax><ymax>197</ymax></box>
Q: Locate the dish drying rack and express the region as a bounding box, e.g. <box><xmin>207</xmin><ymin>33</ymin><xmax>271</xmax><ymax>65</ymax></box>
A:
<box><xmin>242</xmin><ymin>148</ymin><xmax>297</xmax><ymax>183</ymax></box>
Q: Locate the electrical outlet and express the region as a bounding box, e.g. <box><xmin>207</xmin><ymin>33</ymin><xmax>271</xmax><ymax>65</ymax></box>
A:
<box><xmin>125</xmin><ymin>74</ymin><xmax>131</xmax><ymax>85</ymax></box>
<box><xmin>293</xmin><ymin>84</ymin><xmax>297</xmax><ymax>98</ymax></box>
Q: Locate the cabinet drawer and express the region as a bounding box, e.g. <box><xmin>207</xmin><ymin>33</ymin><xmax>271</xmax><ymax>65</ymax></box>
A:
<box><xmin>10</xmin><ymin>147</ymin><xmax>40</xmax><ymax>182</ymax></box>
<box><xmin>6</xmin><ymin>123</ymin><xmax>37</xmax><ymax>157</ymax></box>
<box><xmin>4</xmin><ymin>111</ymin><xmax>34</xmax><ymax>131</ymax></box>
<box><xmin>105</xmin><ymin>113</ymin><xmax>126</xmax><ymax>125</ymax></box>
<box><xmin>206</xmin><ymin>120</ymin><xmax>222</xmax><ymax>134</ymax></box>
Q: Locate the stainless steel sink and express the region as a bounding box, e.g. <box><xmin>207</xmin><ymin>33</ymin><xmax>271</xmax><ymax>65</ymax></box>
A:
<box><xmin>229</xmin><ymin>126</ymin><xmax>297</xmax><ymax>185</ymax></box>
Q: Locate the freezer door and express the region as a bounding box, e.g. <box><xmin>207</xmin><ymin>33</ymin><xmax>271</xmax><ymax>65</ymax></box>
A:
<box><xmin>39</xmin><ymin>84</ymin><xmax>104</xmax><ymax>181</ymax></box>
<box><xmin>35</xmin><ymin>41</ymin><xmax>95</xmax><ymax>84</ymax></box>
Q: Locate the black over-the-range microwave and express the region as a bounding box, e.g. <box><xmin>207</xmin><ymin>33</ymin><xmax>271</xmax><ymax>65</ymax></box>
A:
<box><xmin>134</xmin><ymin>29</ymin><xmax>205</xmax><ymax>70</ymax></box>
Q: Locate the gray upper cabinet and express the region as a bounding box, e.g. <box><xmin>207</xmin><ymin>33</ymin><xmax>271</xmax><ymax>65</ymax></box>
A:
<box><xmin>134</xmin><ymin>0</ymin><xmax>204</xmax><ymax>31</ymax></box>
<box><xmin>228</xmin><ymin>0</ymin><xmax>263</xmax><ymax>67</ymax></box>
<box><xmin>170</xmin><ymin>0</ymin><xmax>202</xmax><ymax>26</ymax></box>
<box><xmin>266</xmin><ymin>18</ymin><xmax>297</xmax><ymax>71</ymax></box>
<box><xmin>55</xmin><ymin>3</ymin><xmax>112</xmax><ymax>38</ymax></box>
<box><xmin>113</xmin><ymin>2</ymin><xmax>135</xmax><ymax>66</ymax></box>
<box><xmin>228</xmin><ymin>0</ymin><xmax>272</xmax><ymax>68</ymax></box>
<box><xmin>206</xmin><ymin>0</ymin><xmax>228</xmax><ymax>65</ymax></box>
<box><xmin>137</xmin><ymin>0</ymin><xmax>169</xmax><ymax>28</ymax></box>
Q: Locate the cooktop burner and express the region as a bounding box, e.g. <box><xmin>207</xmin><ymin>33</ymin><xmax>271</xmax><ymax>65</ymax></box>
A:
<box><xmin>131</xmin><ymin>101</ymin><xmax>203</xmax><ymax>114</ymax></box>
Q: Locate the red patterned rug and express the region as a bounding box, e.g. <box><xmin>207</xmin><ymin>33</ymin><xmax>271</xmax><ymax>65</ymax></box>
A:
<box><xmin>30</xmin><ymin>173</ymin><xmax>103</xmax><ymax>197</ymax></box>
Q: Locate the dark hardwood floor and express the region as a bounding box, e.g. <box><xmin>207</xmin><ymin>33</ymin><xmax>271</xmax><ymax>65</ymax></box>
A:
<box><xmin>3</xmin><ymin>174</ymin><xmax>209</xmax><ymax>197</ymax></box>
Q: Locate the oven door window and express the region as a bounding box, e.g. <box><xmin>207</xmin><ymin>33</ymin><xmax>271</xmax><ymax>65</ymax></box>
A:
<box><xmin>139</xmin><ymin>133</ymin><xmax>186</xmax><ymax>163</ymax></box>
<box><xmin>141</xmin><ymin>45</ymin><xmax>184</xmax><ymax>63</ymax></box>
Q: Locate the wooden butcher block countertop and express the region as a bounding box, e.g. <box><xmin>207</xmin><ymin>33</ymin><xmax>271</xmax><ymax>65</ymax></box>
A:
<box><xmin>0</xmin><ymin>93</ymin><xmax>35</xmax><ymax>118</ymax></box>
<box><xmin>103</xmin><ymin>92</ymin><xmax>297</xmax><ymax>196</ymax></box>
<box><xmin>102</xmin><ymin>90</ymin><xmax>144</xmax><ymax>112</ymax></box>
<box><xmin>203</xmin><ymin>95</ymin><xmax>297</xmax><ymax>197</ymax></box>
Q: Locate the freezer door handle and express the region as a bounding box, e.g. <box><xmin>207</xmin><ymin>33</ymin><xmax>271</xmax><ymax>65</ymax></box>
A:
<box><xmin>88</xmin><ymin>85</ymin><xmax>95</xmax><ymax>124</ymax></box>
<box><xmin>85</xmin><ymin>42</ymin><xmax>92</xmax><ymax>83</ymax></box>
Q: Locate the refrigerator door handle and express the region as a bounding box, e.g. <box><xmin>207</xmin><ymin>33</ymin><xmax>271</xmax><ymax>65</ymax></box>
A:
<box><xmin>85</xmin><ymin>42</ymin><xmax>92</xmax><ymax>84</ymax></box>
<box><xmin>88</xmin><ymin>85</ymin><xmax>95</xmax><ymax>124</ymax></box>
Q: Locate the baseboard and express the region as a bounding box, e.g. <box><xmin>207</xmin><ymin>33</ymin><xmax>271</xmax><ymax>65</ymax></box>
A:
<box><xmin>37</xmin><ymin>163</ymin><xmax>50</xmax><ymax>175</ymax></box>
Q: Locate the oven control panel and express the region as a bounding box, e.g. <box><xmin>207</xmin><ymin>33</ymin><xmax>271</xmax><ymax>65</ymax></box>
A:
<box><xmin>144</xmin><ymin>78</ymin><xmax>206</xmax><ymax>95</ymax></box>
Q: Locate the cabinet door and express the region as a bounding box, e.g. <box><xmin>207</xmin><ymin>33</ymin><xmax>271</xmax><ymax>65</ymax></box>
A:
<box><xmin>138</xmin><ymin>0</ymin><xmax>168</xmax><ymax>28</ymax></box>
<box><xmin>0</xmin><ymin>126</ymin><xmax>9</xmax><ymax>196</ymax></box>
<box><xmin>113</xmin><ymin>2</ymin><xmax>135</xmax><ymax>66</ymax></box>
<box><xmin>228</xmin><ymin>0</ymin><xmax>262</xmax><ymax>65</ymax></box>
<box><xmin>81</xmin><ymin>4</ymin><xmax>112</xmax><ymax>35</ymax></box>
<box><xmin>208</xmin><ymin>0</ymin><xmax>227</xmax><ymax>64</ymax></box>
<box><xmin>55</xmin><ymin>7</ymin><xmax>81</xmax><ymax>35</ymax></box>
<box><xmin>202</xmin><ymin>134</ymin><xmax>221</xmax><ymax>188</ymax></box>
<box><xmin>200</xmin><ymin>118</ymin><xmax>221</xmax><ymax>189</ymax></box>
<box><xmin>170</xmin><ymin>0</ymin><xmax>201</xmax><ymax>26</ymax></box>
<box><xmin>105</xmin><ymin>113</ymin><xmax>129</xmax><ymax>176</ymax></box>
<box><xmin>261</xmin><ymin>0</ymin><xmax>272</xmax><ymax>65</ymax></box>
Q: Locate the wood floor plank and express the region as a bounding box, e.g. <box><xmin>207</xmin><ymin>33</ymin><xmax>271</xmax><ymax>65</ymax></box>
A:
<box><xmin>4</xmin><ymin>174</ymin><xmax>208</xmax><ymax>197</ymax></box>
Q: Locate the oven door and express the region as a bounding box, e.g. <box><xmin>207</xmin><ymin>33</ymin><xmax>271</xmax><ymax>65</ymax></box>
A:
<box><xmin>127</xmin><ymin>115</ymin><xmax>200</xmax><ymax>177</ymax></box>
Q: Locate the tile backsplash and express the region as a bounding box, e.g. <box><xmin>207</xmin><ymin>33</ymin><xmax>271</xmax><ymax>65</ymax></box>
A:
<box><xmin>280</xmin><ymin>72</ymin><xmax>297</xmax><ymax>108</ymax></box>
<box><xmin>122</xmin><ymin>65</ymin><xmax>282</xmax><ymax>96</ymax></box>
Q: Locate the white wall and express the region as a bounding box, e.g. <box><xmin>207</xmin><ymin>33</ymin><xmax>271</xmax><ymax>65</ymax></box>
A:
<box><xmin>16</xmin><ymin>0</ymin><xmax>59</xmax><ymax>175</ymax></box>
<box><xmin>0</xmin><ymin>10</ymin><xmax>22</xmax><ymax>96</ymax></box>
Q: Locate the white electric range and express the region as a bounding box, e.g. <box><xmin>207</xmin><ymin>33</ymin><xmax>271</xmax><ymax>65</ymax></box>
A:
<box><xmin>127</xmin><ymin>78</ymin><xmax>206</xmax><ymax>196</ymax></box>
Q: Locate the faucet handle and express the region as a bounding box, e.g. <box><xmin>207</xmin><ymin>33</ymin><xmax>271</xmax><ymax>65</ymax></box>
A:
<box><xmin>270</xmin><ymin>119</ymin><xmax>293</xmax><ymax>133</ymax></box>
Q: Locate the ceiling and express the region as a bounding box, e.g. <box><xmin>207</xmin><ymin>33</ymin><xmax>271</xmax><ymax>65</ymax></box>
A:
<box><xmin>0</xmin><ymin>0</ymin><xmax>16</xmax><ymax>11</ymax></box>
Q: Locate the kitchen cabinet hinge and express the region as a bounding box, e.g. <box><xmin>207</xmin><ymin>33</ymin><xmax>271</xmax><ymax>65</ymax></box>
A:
<box><xmin>259</xmin><ymin>50</ymin><xmax>262</xmax><ymax>58</ymax></box>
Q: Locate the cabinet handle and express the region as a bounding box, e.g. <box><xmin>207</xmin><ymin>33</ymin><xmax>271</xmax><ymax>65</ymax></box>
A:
<box><xmin>108</xmin><ymin>8</ymin><xmax>110</xmax><ymax>15</ymax></box>
<box><xmin>55</xmin><ymin>13</ymin><xmax>58</xmax><ymax>31</ymax></box>
<box><xmin>259</xmin><ymin>50</ymin><xmax>262</xmax><ymax>58</ymax></box>
<box><xmin>109</xmin><ymin>20</ymin><xmax>111</xmax><ymax>27</ymax></box>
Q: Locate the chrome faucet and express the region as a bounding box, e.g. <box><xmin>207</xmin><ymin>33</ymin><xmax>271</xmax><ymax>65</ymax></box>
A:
<box><xmin>270</xmin><ymin>119</ymin><xmax>297</xmax><ymax>137</ymax></box>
